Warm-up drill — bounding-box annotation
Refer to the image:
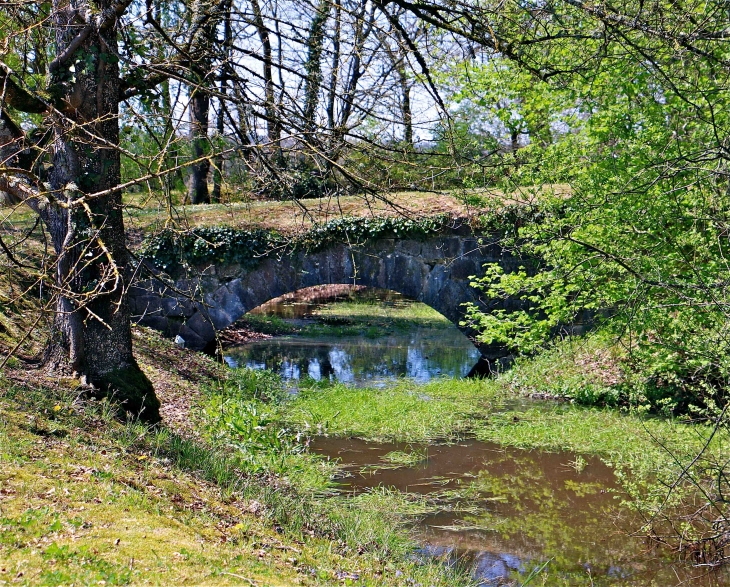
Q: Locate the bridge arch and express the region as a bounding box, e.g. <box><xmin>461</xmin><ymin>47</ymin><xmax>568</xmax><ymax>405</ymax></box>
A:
<box><xmin>130</xmin><ymin>228</ymin><xmax>521</xmax><ymax>371</ymax></box>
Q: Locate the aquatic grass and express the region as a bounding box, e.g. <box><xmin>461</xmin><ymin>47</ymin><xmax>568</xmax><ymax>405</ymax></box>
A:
<box><xmin>472</xmin><ymin>403</ymin><xmax>718</xmax><ymax>468</ymax></box>
<box><xmin>237</xmin><ymin>312</ymin><xmax>300</xmax><ymax>335</ymax></box>
<box><xmin>285</xmin><ymin>378</ymin><xmax>503</xmax><ymax>442</ymax></box>
<box><xmin>323</xmin><ymin>488</ymin><xmax>434</xmax><ymax>552</ymax></box>
<box><xmin>380</xmin><ymin>447</ymin><xmax>429</xmax><ymax>468</ymax></box>
<box><xmin>283</xmin><ymin>357</ymin><xmax>730</xmax><ymax>510</ymax></box>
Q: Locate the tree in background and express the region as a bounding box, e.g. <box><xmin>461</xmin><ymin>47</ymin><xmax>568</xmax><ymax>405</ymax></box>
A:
<box><xmin>185</xmin><ymin>0</ymin><xmax>222</xmax><ymax>204</ymax></box>
<box><xmin>390</xmin><ymin>0</ymin><xmax>730</xmax><ymax>413</ymax></box>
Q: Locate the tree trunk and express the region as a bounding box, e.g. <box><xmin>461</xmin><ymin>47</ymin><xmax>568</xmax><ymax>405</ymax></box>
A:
<box><xmin>336</xmin><ymin>0</ymin><xmax>374</xmax><ymax>138</ymax></box>
<box><xmin>326</xmin><ymin>2</ymin><xmax>341</xmax><ymax>136</ymax></box>
<box><xmin>157</xmin><ymin>0</ymin><xmax>184</xmax><ymax>192</ymax></box>
<box><xmin>187</xmin><ymin>88</ymin><xmax>211</xmax><ymax>204</ymax></box>
<box><xmin>399</xmin><ymin>69</ymin><xmax>413</xmax><ymax>147</ymax></box>
<box><xmin>45</xmin><ymin>0</ymin><xmax>160</xmax><ymax>422</ymax></box>
<box><xmin>212</xmin><ymin>0</ymin><xmax>233</xmax><ymax>203</ymax></box>
<box><xmin>185</xmin><ymin>0</ymin><xmax>222</xmax><ymax>205</ymax></box>
<box><xmin>303</xmin><ymin>0</ymin><xmax>329</xmax><ymax>135</ymax></box>
<box><xmin>250</xmin><ymin>0</ymin><xmax>279</xmax><ymax>145</ymax></box>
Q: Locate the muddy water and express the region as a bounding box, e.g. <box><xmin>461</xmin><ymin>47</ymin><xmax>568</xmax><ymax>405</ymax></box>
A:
<box><xmin>311</xmin><ymin>437</ymin><xmax>730</xmax><ymax>586</ymax></box>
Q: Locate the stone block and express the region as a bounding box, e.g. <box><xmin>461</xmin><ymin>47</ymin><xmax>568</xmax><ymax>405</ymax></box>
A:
<box><xmin>136</xmin><ymin>315</ymin><xmax>169</xmax><ymax>332</ymax></box>
<box><xmin>422</xmin><ymin>264</ymin><xmax>447</xmax><ymax>306</ymax></box>
<box><xmin>440</xmin><ymin>237</ymin><xmax>462</xmax><ymax>259</ymax></box>
<box><xmin>185</xmin><ymin>311</ymin><xmax>216</xmax><ymax>342</ymax></box>
<box><xmin>395</xmin><ymin>239</ymin><xmax>422</xmax><ymax>257</ymax></box>
<box><xmin>389</xmin><ymin>255</ymin><xmax>426</xmax><ymax>298</ymax></box>
<box><xmin>369</xmin><ymin>238</ymin><xmax>395</xmax><ymax>253</ymax></box>
<box><xmin>449</xmin><ymin>257</ymin><xmax>481</xmax><ymax>280</ymax></box>
<box><xmin>239</xmin><ymin>271</ymin><xmax>273</xmax><ymax>310</ymax></box>
<box><xmin>177</xmin><ymin>325</ymin><xmax>208</xmax><ymax>351</ymax></box>
<box><xmin>320</xmin><ymin>247</ymin><xmax>351</xmax><ymax>285</ymax></box>
<box><xmin>161</xmin><ymin>296</ymin><xmax>195</xmax><ymax>317</ymax></box>
<box><xmin>206</xmin><ymin>284</ymin><xmax>245</xmax><ymax>316</ymax></box>
<box><xmin>130</xmin><ymin>295</ymin><xmax>164</xmax><ymax>317</ymax></box>
<box><xmin>418</xmin><ymin>241</ymin><xmax>445</xmax><ymax>263</ymax></box>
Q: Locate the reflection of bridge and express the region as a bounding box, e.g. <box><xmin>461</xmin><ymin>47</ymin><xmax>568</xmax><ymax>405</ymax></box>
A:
<box><xmin>130</xmin><ymin>225</ymin><xmax>526</xmax><ymax>373</ymax></box>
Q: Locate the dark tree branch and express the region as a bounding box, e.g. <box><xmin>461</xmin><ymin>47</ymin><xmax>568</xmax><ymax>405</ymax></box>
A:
<box><xmin>0</xmin><ymin>62</ymin><xmax>47</xmax><ymax>113</ymax></box>
<box><xmin>48</xmin><ymin>0</ymin><xmax>135</xmax><ymax>73</ymax></box>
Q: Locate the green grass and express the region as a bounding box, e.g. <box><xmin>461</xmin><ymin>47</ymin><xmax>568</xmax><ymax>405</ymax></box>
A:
<box><xmin>498</xmin><ymin>329</ymin><xmax>637</xmax><ymax>411</ymax></box>
<box><xmin>239</xmin><ymin>297</ymin><xmax>452</xmax><ymax>340</ymax></box>
<box><xmin>0</xmin><ymin>363</ymin><xmax>476</xmax><ymax>586</ymax></box>
<box><xmin>284</xmin><ymin>378</ymin><xmax>503</xmax><ymax>442</ymax></box>
<box><xmin>314</xmin><ymin>299</ymin><xmax>449</xmax><ymax>325</ymax></box>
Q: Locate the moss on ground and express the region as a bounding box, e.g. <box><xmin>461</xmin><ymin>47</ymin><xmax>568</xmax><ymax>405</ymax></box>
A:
<box><xmin>0</xmin><ymin>331</ymin><xmax>474</xmax><ymax>587</ymax></box>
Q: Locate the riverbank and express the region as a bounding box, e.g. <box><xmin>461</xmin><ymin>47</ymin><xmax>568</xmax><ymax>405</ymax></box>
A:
<box><xmin>0</xmin><ymin>329</ymin><xmax>472</xmax><ymax>587</ymax></box>
<box><xmin>3</xmin><ymin>323</ymin><xmax>729</xmax><ymax>585</ymax></box>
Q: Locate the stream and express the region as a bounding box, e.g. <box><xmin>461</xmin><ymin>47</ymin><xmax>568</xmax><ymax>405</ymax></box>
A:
<box><xmin>225</xmin><ymin>286</ymin><xmax>730</xmax><ymax>586</ymax></box>
<box><xmin>224</xmin><ymin>286</ymin><xmax>480</xmax><ymax>386</ymax></box>
<box><xmin>311</xmin><ymin>436</ymin><xmax>730</xmax><ymax>586</ymax></box>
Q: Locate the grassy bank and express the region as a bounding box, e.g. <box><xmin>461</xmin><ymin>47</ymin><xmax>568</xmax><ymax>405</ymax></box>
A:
<box><xmin>0</xmin><ymin>330</ymin><xmax>473</xmax><ymax>587</ymax></box>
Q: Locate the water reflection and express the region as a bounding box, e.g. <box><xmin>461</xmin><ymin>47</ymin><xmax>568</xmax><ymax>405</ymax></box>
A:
<box><xmin>224</xmin><ymin>288</ymin><xmax>480</xmax><ymax>386</ymax></box>
<box><xmin>311</xmin><ymin>437</ymin><xmax>730</xmax><ymax>587</ymax></box>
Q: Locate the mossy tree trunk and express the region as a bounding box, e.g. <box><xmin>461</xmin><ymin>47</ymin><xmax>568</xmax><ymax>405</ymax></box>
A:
<box><xmin>302</xmin><ymin>0</ymin><xmax>329</xmax><ymax>135</ymax></box>
<box><xmin>188</xmin><ymin>88</ymin><xmax>212</xmax><ymax>204</ymax></box>
<box><xmin>40</xmin><ymin>0</ymin><xmax>160</xmax><ymax>422</ymax></box>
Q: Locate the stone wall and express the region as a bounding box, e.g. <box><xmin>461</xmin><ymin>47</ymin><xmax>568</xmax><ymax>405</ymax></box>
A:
<box><xmin>129</xmin><ymin>227</ymin><xmax>527</xmax><ymax>369</ymax></box>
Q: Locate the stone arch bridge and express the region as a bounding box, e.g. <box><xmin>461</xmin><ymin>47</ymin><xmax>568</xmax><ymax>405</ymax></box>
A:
<box><xmin>130</xmin><ymin>225</ymin><xmax>527</xmax><ymax>372</ymax></box>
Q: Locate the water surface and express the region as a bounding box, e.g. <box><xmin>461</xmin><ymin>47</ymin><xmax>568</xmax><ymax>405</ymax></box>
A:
<box><xmin>311</xmin><ymin>436</ymin><xmax>730</xmax><ymax>586</ymax></box>
<box><xmin>225</xmin><ymin>288</ymin><xmax>480</xmax><ymax>386</ymax></box>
